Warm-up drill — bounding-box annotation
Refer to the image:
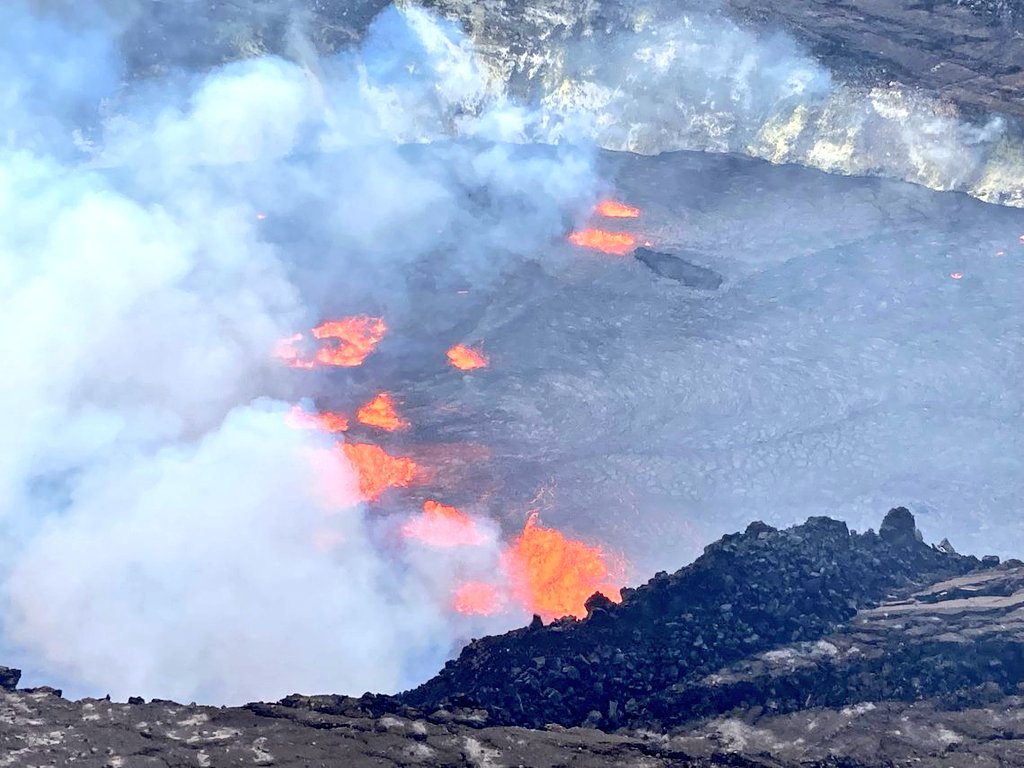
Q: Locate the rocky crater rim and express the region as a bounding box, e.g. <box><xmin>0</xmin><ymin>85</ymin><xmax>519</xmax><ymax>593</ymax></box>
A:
<box><xmin>2</xmin><ymin>506</ymin><xmax>1013</xmax><ymax>718</ymax></box>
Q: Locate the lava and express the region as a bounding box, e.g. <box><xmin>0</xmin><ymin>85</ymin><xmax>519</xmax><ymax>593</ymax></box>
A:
<box><xmin>568</xmin><ymin>228</ymin><xmax>637</xmax><ymax>256</ymax></box>
<box><xmin>273</xmin><ymin>334</ymin><xmax>315</xmax><ymax>369</ymax></box>
<box><xmin>357</xmin><ymin>392</ymin><xmax>407</xmax><ymax>431</ymax></box>
<box><xmin>312</xmin><ymin>316</ymin><xmax>387</xmax><ymax>367</ymax></box>
<box><xmin>402</xmin><ymin>500</ymin><xmax>486</xmax><ymax>547</ymax></box>
<box><xmin>447</xmin><ymin>344</ymin><xmax>489</xmax><ymax>371</ymax></box>
<box><xmin>340</xmin><ymin>443</ymin><xmax>418</xmax><ymax>501</ymax></box>
<box><xmin>595</xmin><ymin>199</ymin><xmax>640</xmax><ymax>218</ymax></box>
<box><xmin>505</xmin><ymin>513</ymin><xmax>622</xmax><ymax>620</ymax></box>
<box><xmin>285</xmin><ymin>405</ymin><xmax>350</xmax><ymax>433</ymax></box>
<box><xmin>453</xmin><ymin>582</ymin><xmax>502</xmax><ymax>615</ymax></box>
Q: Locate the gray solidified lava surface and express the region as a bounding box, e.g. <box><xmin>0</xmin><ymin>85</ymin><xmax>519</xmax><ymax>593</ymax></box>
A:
<box><xmin>7</xmin><ymin>509</ymin><xmax>1024</xmax><ymax>766</ymax></box>
<box><xmin>381</xmin><ymin>147</ymin><xmax>1024</xmax><ymax>569</ymax></box>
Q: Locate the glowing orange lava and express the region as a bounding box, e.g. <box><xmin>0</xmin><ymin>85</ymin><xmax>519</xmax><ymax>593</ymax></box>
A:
<box><xmin>285</xmin><ymin>406</ymin><xmax>350</xmax><ymax>433</ymax></box>
<box><xmin>447</xmin><ymin>344</ymin><xmax>489</xmax><ymax>371</ymax></box>
<box><xmin>454</xmin><ymin>582</ymin><xmax>501</xmax><ymax>615</ymax></box>
<box><xmin>357</xmin><ymin>392</ymin><xmax>407</xmax><ymax>431</ymax></box>
<box><xmin>312</xmin><ymin>316</ymin><xmax>387</xmax><ymax>367</ymax></box>
<box><xmin>595</xmin><ymin>199</ymin><xmax>640</xmax><ymax>218</ymax></box>
<box><xmin>340</xmin><ymin>443</ymin><xmax>418</xmax><ymax>501</ymax></box>
<box><xmin>274</xmin><ymin>334</ymin><xmax>315</xmax><ymax>369</ymax></box>
<box><xmin>568</xmin><ymin>229</ymin><xmax>637</xmax><ymax>256</ymax></box>
<box><xmin>505</xmin><ymin>513</ymin><xmax>622</xmax><ymax>620</ymax></box>
<box><xmin>402</xmin><ymin>500</ymin><xmax>486</xmax><ymax>547</ymax></box>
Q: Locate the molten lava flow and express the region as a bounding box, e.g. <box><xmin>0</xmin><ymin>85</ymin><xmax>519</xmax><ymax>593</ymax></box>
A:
<box><xmin>312</xmin><ymin>316</ymin><xmax>387</xmax><ymax>367</ymax></box>
<box><xmin>454</xmin><ymin>582</ymin><xmax>501</xmax><ymax>615</ymax></box>
<box><xmin>402</xmin><ymin>500</ymin><xmax>486</xmax><ymax>547</ymax></box>
<box><xmin>273</xmin><ymin>334</ymin><xmax>315</xmax><ymax>369</ymax></box>
<box><xmin>505</xmin><ymin>513</ymin><xmax>622</xmax><ymax>620</ymax></box>
<box><xmin>447</xmin><ymin>344</ymin><xmax>489</xmax><ymax>371</ymax></box>
<box><xmin>285</xmin><ymin>406</ymin><xmax>350</xmax><ymax>433</ymax></box>
<box><xmin>340</xmin><ymin>443</ymin><xmax>418</xmax><ymax>501</ymax></box>
<box><xmin>568</xmin><ymin>229</ymin><xmax>637</xmax><ymax>256</ymax></box>
<box><xmin>595</xmin><ymin>199</ymin><xmax>640</xmax><ymax>219</ymax></box>
<box><xmin>357</xmin><ymin>392</ymin><xmax>407</xmax><ymax>431</ymax></box>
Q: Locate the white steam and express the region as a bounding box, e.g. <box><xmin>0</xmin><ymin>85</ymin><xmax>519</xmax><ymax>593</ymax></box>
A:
<box><xmin>441</xmin><ymin>1</ymin><xmax>1024</xmax><ymax>205</ymax></box>
<box><xmin>0</xmin><ymin>2</ymin><xmax>589</xmax><ymax>702</ymax></box>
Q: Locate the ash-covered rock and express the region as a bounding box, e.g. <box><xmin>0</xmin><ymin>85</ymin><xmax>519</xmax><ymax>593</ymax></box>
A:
<box><xmin>0</xmin><ymin>685</ymin><xmax>784</xmax><ymax>767</ymax></box>
<box><xmin>399</xmin><ymin>508</ymin><xmax>981</xmax><ymax>730</ymax></box>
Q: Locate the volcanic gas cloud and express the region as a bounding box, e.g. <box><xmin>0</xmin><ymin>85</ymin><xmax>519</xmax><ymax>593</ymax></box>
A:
<box><xmin>0</xmin><ymin>0</ymin><xmax>640</xmax><ymax>706</ymax></box>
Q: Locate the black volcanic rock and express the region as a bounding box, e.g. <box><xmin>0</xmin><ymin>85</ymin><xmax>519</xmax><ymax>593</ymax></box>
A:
<box><xmin>0</xmin><ymin>666</ymin><xmax>20</xmax><ymax>691</ymax></box>
<box><xmin>691</xmin><ymin>565</ymin><xmax>1024</xmax><ymax>713</ymax></box>
<box><xmin>399</xmin><ymin>509</ymin><xmax>979</xmax><ymax>730</ymax></box>
<box><xmin>634</xmin><ymin>247</ymin><xmax>724</xmax><ymax>289</ymax></box>
<box><xmin>879</xmin><ymin>505</ymin><xmax>921</xmax><ymax>544</ymax></box>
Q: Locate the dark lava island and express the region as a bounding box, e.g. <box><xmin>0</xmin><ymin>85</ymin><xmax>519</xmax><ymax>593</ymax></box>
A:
<box><xmin>6</xmin><ymin>507</ymin><xmax>1024</xmax><ymax>766</ymax></box>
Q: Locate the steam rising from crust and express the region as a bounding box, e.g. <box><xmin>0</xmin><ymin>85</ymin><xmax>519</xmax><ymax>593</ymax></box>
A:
<box><xmin>13</xmin><ymin>0</ymin><xmax>1007</xmax><ymax>706</ymax></box>
<box><xmin>340</xmin><ymin>443</ymin><xmax>419</xmax><ymax>501</ymax></box>
<box><xmin>286</xmin><ymin>406</ymin><xmax>351</xmax><ymax>433</ymax></box>
<box><xmin>0</xmin><ymin>1</ymin><xmax>600</xmax><ymax>703</ymax></box>
<box><xmin>403</xmin><ymin>500</ymin><xmax>488</xmax><ymax>548</ymax></box>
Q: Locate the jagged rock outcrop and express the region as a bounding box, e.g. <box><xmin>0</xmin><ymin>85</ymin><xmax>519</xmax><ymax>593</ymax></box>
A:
<box><xmin>0</xmin><ymin>666</ymin><xmax>21</xmax><ymax>692</ymax></box>
<box><xmin>398</xmin><ymin>509</ymin><xmax>984</xmax><ymax>730</ymax></box>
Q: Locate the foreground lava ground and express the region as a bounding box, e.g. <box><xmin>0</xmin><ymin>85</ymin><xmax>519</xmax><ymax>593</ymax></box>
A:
<box><xmin>10</xmin><ymin>689</ymin><xmax>1024</xmax><ymax>767</ymax></box>
<box><xmin>6</xmin><ymin>509</ymin><xmax>1024</xmax><ymax>767</ymax></box>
